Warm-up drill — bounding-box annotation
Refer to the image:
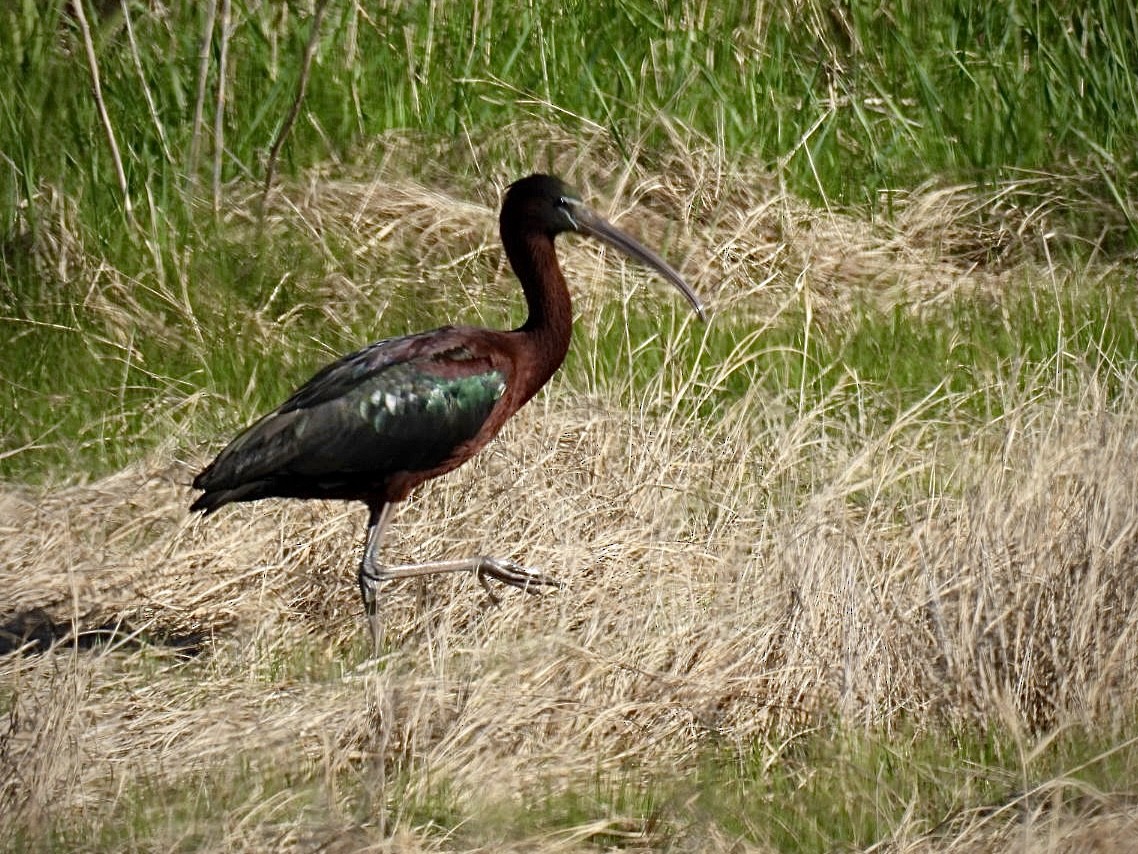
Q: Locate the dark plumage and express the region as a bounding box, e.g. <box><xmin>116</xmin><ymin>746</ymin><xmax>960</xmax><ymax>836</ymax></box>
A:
<box><xmin>191</xmin><ymin>174</ymin><xmax>705</xmax><ymax>642</ymax></box>
<box><xmin>192</xmin><ymin>331</ymin><xmax>508</xmax><ymax>509</ymax></box>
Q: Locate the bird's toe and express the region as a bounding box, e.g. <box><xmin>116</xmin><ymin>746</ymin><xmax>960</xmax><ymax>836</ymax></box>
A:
<box><xmin>478</xmin><ymin>557</ymin><xmax>561</xmax><ymax>593</ymax></box>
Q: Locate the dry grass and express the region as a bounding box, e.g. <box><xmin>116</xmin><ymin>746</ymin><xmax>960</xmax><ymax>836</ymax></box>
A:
<box><xmin>258</xmin><ymin>122</ymin><xmax>1083</xmax><ymax>323</ymax></box>
<box><xmin>3</xmin><ymin>153</ymin><xmax>1138</xmax><ymax>850</ymax></box>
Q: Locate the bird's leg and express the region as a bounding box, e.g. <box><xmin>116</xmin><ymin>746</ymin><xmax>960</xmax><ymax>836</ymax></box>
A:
<box><xmin>372</xmin><ymin>556</ymin><xmax>560</xmax><ymax>596</ymax></box>
<box><xmin>357</xmin><ymin>502</ymin><xmax>560</xmax><ymax>644</ymax></box>
<box><xmin>358</xmin><ymin>501</ymin><xmax>394</xmax><ymax>651</ymax></box>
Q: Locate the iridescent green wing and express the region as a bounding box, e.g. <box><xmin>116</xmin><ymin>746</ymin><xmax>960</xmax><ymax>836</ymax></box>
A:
<box><xmin>331</xmin><ymin>357</ymin><xmax>507</xmax><ymax>474</ymax></box>
<box><xmin>194</xmin><ymin>331</ymin><xmax>508</xmax><ymax>494</ymax></box>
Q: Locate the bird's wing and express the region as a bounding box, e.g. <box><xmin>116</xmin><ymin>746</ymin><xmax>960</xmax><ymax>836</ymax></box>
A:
<box><xmin>276</xmin><ymin>330</ymin><xmax>436</xmax><ymax>413</ymax></box>
<box><xmin>192</xmin><ymin>329</ymin><xmax>509</xmax><ymax>503</ymax></box>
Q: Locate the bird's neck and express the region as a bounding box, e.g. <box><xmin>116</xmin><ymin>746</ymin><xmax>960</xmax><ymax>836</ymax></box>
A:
<box><xmin>504</xmin><ymin>230</ymin><xmax>573</xmax><ymax>391</ymax></box>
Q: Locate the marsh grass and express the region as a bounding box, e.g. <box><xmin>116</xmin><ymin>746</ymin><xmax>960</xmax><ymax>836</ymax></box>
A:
<box><xmin>3</xmin><ymin>0</ymin><xmax>1136</xmax><ymax>485</ymax></box>
<box><xmin>5</xmin><ymin>296</ymin><xmax>1138</xmax><ymax>848</ymax></box>
<box><xmin>4</xmin><ymin>2</ymin><xmax>1138</xmax><ymax>850</ymax></box>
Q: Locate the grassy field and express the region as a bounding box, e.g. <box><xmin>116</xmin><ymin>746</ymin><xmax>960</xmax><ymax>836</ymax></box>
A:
<box><xmin>3</xmin><ymin>1</ymin><xmax>1138</xmax><ymax>850</ymax></box>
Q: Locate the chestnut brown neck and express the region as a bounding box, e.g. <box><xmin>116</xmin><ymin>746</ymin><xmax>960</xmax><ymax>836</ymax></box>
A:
<box><xmin>501</xmin><ymin>227</ymin><xmax>573</xmax><ymax>397</ymax></box>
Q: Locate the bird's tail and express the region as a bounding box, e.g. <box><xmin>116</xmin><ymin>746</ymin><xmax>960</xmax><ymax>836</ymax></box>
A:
<box><xmin>189</xmin><ymin>481</ymin><xmax>266</xmax><ymax>514</ymax></box>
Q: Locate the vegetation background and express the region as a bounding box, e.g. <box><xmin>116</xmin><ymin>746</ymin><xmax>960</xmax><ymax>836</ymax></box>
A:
<box><xmin>2</xmin><ymin>0</ymin><xmax>1138</xmax><ymax>849</ymax></box>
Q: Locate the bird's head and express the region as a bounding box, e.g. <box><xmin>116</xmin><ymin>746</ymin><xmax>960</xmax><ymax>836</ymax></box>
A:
<box><xmin>504</xmin><ymin>174</ymin><xmax>582</xmax><ymax>237</ymax></box>
<box><xmin>503</xmin><ymin>173</ymin><xmax>706</xmax><ymax>320</ymax></box>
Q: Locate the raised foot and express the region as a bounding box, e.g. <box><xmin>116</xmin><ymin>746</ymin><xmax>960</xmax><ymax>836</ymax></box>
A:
<box><xmin>473</xmin><ymin>557</ymin><xmax>561</xmax><ymax>602</ymax></box>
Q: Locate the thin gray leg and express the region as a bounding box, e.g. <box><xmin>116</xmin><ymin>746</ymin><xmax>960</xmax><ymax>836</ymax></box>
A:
<box><xmin>363</xmin><ymin>556</ymin><xmax>560</xmax><ymax>600</ymax></box>
<box><xmin>356</xmin><ymin>502</ymin><xmax>560</xmax><ymax>645</ymax></box>
<box><xmin>358</xmin><ymin>501</ymin><xmax>394</xmax><ymax>650</ymax></box>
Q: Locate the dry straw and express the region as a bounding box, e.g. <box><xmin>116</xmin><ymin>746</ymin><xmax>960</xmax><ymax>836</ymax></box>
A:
<box><xmin>3</xmin><ymin>146</ymin><xmax>1136</xmax><ymax>848</ymax></box>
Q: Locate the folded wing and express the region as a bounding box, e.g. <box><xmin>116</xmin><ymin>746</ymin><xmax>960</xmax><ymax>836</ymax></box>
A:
<box><xmin>191</xmin><ymin>329</ymin><xmax>508</xmax><ymax>512</ymax></box>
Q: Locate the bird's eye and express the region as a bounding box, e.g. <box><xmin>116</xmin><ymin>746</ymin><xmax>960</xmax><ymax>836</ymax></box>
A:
<box><xmin>558</xmin><ymin>201</ymin><xmax>578</xmax><ymax>230</ymax></box>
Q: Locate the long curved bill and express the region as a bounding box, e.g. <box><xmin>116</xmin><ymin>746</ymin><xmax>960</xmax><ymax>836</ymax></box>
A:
<box><xmin>565</xmin><ymin>200</ymin><xmax>707</xmax><ymax>322</ymax></box>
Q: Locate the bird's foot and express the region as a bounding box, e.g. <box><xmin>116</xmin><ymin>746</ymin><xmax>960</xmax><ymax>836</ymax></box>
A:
<box><xmin>473</xmin><ymin>557</ymin><xmax>561</xmax><ymax>603</ymax></box>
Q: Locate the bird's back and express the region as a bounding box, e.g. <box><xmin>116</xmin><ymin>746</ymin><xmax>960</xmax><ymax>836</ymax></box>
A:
<box><xmin>191</xmin><ymin>328</ymin><xmax>512</xmax><ymax>512</ymax></box>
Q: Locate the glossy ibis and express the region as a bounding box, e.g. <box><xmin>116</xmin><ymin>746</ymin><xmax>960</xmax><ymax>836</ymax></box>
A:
<box><xmin>191</xmin><ymin>174</ymin><xmax>705</xmax><ymax>641</ymax></box>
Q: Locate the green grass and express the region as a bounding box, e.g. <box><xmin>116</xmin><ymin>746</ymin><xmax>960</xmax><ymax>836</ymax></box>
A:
<box><xmin>564</xmin><ymin>268</ymin><xmax>1138</xmax><ymax>432</ymax></box>
<box><xmin>413</xmin><ymin>718</ymin><xmax>1138</xmax><ymax>849</ymax></box>
<box><xmin>682</xmin><ymin>721</ymin><xmax>1138</xmax><ymax>851</ymax></box>
<box><xmin>4</xmin><ymin>1</ymin><xmax>1137</xmax><ymax>221</ymax></box>
<box><xmin>11</xmin><ymin>711</ymin><xmax>1136</xmax><ymax>851</ymax></box>
<box><xmin>2</xmin><ymin>1</ymin><xmax>1137</xmax><ymax>483</ymax></box>
<box><xmin>7</xmin><ymin>262</ymin><xmax>1138</xmax><ymax>483</ymax></box>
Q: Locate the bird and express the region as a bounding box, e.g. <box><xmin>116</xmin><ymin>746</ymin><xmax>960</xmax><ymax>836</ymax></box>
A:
<box><xmin>191</xmin><ymin>173</ymin><xmax>705</xmax><ymax>642</ymax></box>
